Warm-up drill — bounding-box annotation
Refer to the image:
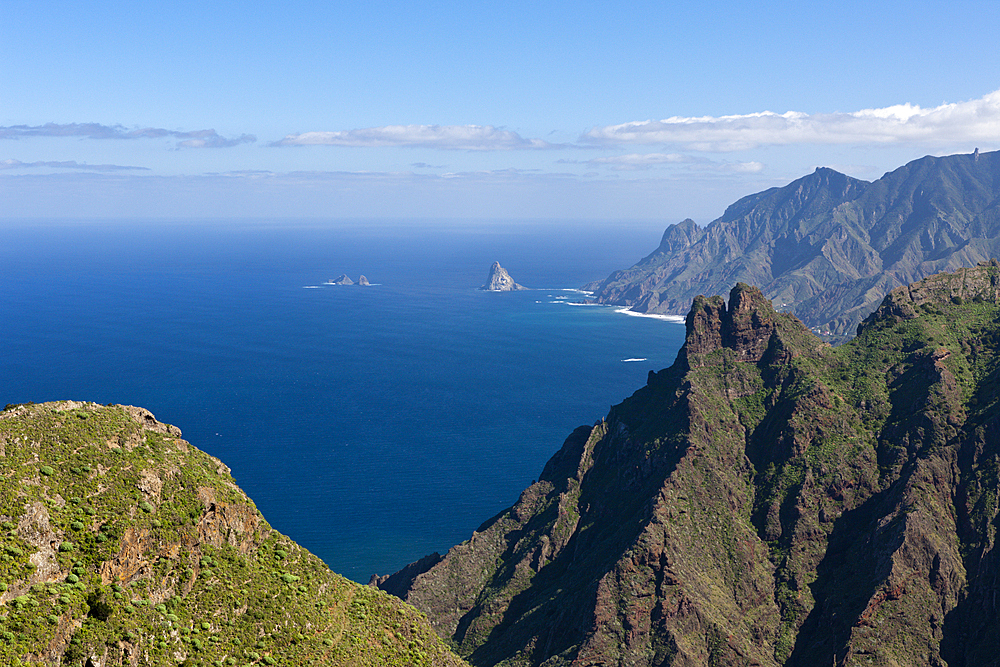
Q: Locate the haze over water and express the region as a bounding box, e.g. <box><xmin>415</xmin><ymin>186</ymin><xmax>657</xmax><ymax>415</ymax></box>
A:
<box><xmin>2</xmin><ymin>220</ymin><xmax>687</xmax><ymax>580</ymax></box>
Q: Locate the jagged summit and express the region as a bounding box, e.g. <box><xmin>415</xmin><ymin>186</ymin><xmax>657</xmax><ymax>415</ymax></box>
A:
<box><xmin>378</xmin><ymin>264</ymin><xmax>1000</xmax><ymax>666</ymax></box>
<box><xmin>479</xmin><ymin>261</ymin><xmax>527</xmax><ymax>291</ymax></box>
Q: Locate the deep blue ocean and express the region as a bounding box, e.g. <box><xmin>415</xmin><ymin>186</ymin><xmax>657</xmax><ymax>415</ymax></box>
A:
<box><xmin>1</xmin><ymin>220</ymin><xmax>686</xmax><ymax>581</ymax></box>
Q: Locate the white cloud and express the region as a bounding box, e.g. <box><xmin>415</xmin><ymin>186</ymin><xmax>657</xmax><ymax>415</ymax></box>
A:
<box><xmin>717</xmin><ymin>161</ymin><xmax>765</xmax><ymax>173</ymax></box>
<box><xmin>0</xmin><ymin>123</ymin><xmax>255</xmax><ymax>148</ymax></box>
<box><xmin>582</xmin><ymin>89</ymin><xmax>1000</xmax><ymax>151</ymax></box>
<box><xmin>272</xmin><ymin>124</ymin><xmax>556</xmax><ymax>150</ymax></box>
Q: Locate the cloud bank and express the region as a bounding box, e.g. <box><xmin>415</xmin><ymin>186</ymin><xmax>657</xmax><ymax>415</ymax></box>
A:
<box><xmin>583</xmin><ymin>89</ymin><xmax>1000</xmax><ymax>151</ymax></box>
<box><xmin>558</xmin><ymin>153</ymin><xmax>765</xmax><ymax>173</ymax></box>
<box><xmin>0</xmin><ymin>123</ymin><xmax>255</xmax><ymax>148</ymax></box>
<box><xmin>0</xmin><ymin>158</ymin><xmax>149</xmax><ymax>171</ymax></box>
<box><xmin>272</xmin><ymin>124</ymin><xmax>555</xmax><ymax>150</ymax></box>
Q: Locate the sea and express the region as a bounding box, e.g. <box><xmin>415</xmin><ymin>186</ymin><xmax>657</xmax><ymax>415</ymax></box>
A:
<box><xmin>1</xmin><ymin>219</ymin><xmax>687</xmax><ymax>582</ymax></box>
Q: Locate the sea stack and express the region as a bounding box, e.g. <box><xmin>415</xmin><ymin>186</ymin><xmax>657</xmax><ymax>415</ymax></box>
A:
<box><xmin>329</xmin><ymin>274</ymin><xmax>354</xmax><ymax>285</ymax></box>
<box><xmin>358</xmin><ymin>275</ymin><xmax>370</xmax><ymax>286</ymax></box>
<box><xmin>480</xmin><ymin>261</ymin><xmax>527</xmax><ymax>291</ymax></box>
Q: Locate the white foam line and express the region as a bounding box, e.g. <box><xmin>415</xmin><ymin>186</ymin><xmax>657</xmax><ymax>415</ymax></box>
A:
<box><xmin>621</xmin><ymin>358</ymin><xmax>647</xmax><ymax>362</ymax></box>
<box><xmin>303</xmin><ymin>285</ymin><xmax>321</xmax><ymax>289</ymax></box>
<box><xmin>565</xmin><ymin>302</ymin><xmax>606</xmax><ymax>307</ymax></box>
<box><xmin>614</xmin><ymin>308</ymin><xmax>685</xmax><ymax>323</ymax></box>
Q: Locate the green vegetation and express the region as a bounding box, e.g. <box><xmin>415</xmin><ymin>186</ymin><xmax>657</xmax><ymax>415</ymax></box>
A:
<box><xmin>0</xmin><ymin>402</ymin><xmax>467</xmax><ymax>667</ymax></box>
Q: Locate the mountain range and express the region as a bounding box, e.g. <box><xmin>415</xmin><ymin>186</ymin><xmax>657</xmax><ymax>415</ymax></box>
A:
<box><xmin>585</xmin><ymin>149</ymin><xmax>1000</xmax><ymax>337</ymax></box>
<box><xmin>378</xmin><ymin>261</ymin><xmax>1000</xmax><ymax>667</ymax></box>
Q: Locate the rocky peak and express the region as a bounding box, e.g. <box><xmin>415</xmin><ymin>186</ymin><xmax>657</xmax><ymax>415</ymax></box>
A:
<box><xmin>358</xmin><ymin>275</ymin><xmax>370</xmax><ymax>286</ymax></box>
<box><xmin>480</xmin><ymin>261</ymin><xmax>527</xmax><ymax>291</ymax></box>
<box><xmin>682</xmin><ymin>283</ymin><xmax>777</xmax><ymax>365</ymax></box>
<box><xmin>656</xmin><ymin>218</ymin><xmax>704</xmax><ymax>253</ymax></box>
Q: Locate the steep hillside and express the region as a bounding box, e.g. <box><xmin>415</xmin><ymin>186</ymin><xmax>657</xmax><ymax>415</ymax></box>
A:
<box><xmin>379</xmin><ymin>261</ymin><xmax>1000</xmax><ymax>666</ymax></box>
<box><xmin>588</xmin><ymin>149</ymin><xmax>1000</xmax><ymax>336</ymax></box>
<box><xmin>0</xmin><ymin>402</ymin><xmax>467</xmax><ymax>667</ymax></box>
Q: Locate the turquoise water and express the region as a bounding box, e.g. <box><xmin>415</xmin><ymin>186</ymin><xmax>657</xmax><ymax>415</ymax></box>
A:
<box><xmin>1</xmin><ymin>220</ymin><xmax>687</xmax><ymax>581</ymax></box>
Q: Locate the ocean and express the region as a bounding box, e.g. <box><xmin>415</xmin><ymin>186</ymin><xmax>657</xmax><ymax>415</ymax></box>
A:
<box><xmin>1</xmin><ymin>219</ymin><xmax>687</xmax><ymax>581</ymax></box>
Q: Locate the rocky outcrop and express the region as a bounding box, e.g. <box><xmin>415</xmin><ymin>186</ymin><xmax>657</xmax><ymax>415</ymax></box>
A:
<box><xmin>588</xmin><ymin>149</ymin><xmax>1000</xmax><ymax>337</ymax></box>
<box><xmin>858</xmin><ymin>258</ymin><xmax>1000</xmax><ymax>331</ymax></box>
<box><xmin>328</xmin><ymin>274</ymin><xmax>354</xmax><ymax>285</ymax></box>
<box><xmin>378</xmin><ymin>263</ymin><xmax>1000</xmax><ymax>667</ymax></box>
<box><xmin>480</xmin><ymin>262</ymin><xmax>527</xmax><ymax>291</ymax></box>
<box><xmin>358</xmin><ymin>275</ymin><xmax>370</xmax><ymax>286</ymax></box>
<box><xmin>682</xmin><ymin>283</ymin><xmax>779</xmax><ymax>366</ymax></box>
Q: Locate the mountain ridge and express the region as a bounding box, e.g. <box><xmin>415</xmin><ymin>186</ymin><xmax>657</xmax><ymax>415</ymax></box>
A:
<box><xmin>379</xmin><ymin>261</ymin><xmax>1000</xmax><ymax>666</ymax></box>
<box><xmin>587</xmin><ymin>149</ymin><xmax>1000</xmax><ymax>337</ymax></box>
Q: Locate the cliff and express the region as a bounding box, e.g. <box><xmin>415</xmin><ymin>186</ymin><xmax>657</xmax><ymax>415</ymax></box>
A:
<box><xmin>0</xmin><ymin>402</ymin><xmax>467</xmax><ymax>667</ymax></box>
<box><xmin>378</xmin><ymin>262</ymin><xmax>1000</xmax><ymax>667</ymax></box>
<box><xmin>588</xmin><ymin>149</ymin><xmax>1000</xmax><ymax>337</ymax></box>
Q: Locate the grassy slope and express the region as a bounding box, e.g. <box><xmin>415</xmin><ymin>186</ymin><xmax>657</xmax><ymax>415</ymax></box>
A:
<box><xmin>0</xmin><ymin>401</ymin><xmax>468</xmax><ymax>667</ymax></box>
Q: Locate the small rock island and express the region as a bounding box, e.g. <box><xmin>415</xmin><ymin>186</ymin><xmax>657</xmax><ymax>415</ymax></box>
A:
<box><xmin>326</xmin><ymin>274</ymin><xmax>371</xmax><ymax>286</ymax></box>
<box><xmin>480</xmin><ymin>261</ymin><xmax>527</xmax><ymax>291</ymax></box>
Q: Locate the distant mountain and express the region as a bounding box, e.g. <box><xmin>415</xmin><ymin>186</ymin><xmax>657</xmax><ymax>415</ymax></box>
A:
<box><xmin>587</xmin><ymin>149</ymin><xmax>1000</xmax><ymax>336</ymax></box>
<box><xmin>377</xmin><ymin>262</ymin><xmax>1000</xmax><ymax>666</ymax></box>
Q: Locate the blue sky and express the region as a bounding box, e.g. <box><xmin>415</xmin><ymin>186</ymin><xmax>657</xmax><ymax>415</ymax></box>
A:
<box><xmin>2</xmin><ymin>0</ymin><xmax>999</xmax><ymax>224</ymax></box>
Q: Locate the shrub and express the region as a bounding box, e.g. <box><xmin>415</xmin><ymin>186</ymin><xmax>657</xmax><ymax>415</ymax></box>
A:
<box><xmin>138</xmin><ymin>501</ymin><xmax>154</xmax><ymax>514</ymax></box>
<box><xmin>58</xmin><ymin>542</ymin><xmax>74</xmax><ymax>552</ymax></box>
<box><xmin>70</xmin><ymin>521</ymin><xmax>84</xmax><ymax>532</ymax></box>
<box><xmin>39</xmin><ymin>466</ymin><xmax>54</xmax><ymax>476</ymax></box>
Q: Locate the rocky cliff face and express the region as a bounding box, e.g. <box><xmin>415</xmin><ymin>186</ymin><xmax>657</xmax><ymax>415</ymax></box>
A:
<box><xmin>379</xmin><ymin>263</ymin><xmax>1000</xmax><ymax>667</ymax></box>
<box><xmin>0</xmin><ymin>402</ymin><xmax>467</xmax><ymax>667</ymax></box>
<box><xmin>480</xmin><ymin>262</ymin><xmax>527</xmax><ymax>291</ymax></box>
<box><xmin>589</xmin><ymin>149</ymin><xmax>1000</xmax><ymax>337</ymax></box>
